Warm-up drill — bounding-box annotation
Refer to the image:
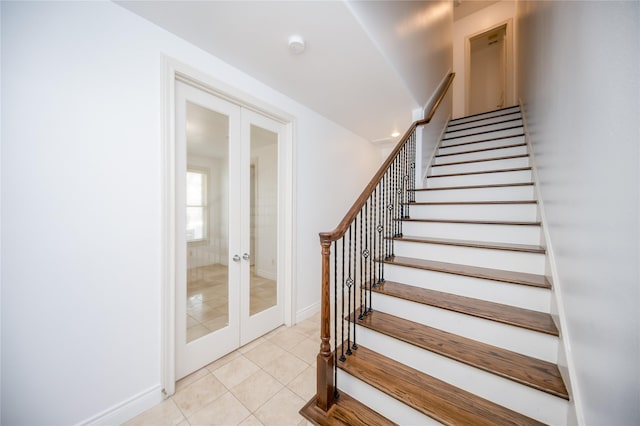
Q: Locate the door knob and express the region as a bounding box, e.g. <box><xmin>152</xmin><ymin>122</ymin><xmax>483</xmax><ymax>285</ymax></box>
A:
<box><xmin>242</xmin><ymin>253</ymin><xmax>250</xmax><ymax>261</ymax></box>
<box><xmin>232</xmin><ymin>254</ymin><xmax>241</xmax><ymax>262</ymax></box>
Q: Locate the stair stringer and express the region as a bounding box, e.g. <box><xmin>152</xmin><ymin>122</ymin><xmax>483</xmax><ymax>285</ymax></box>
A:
<box><xmin>520</xmin><ymin>100</ymin><xmax>582</xmax><ymax>425</ymax></box>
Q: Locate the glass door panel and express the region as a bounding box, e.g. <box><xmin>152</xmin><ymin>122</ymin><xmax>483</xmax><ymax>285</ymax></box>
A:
<box><xmin>175</xmin><ymin>81</ymin><xmax>240</xmax><ymax>380</ymax></box>
<box><xmin>185</xmin><ymin>101</ymin><xmax>230</xmax><ymax>341</ymax></box>
<box><xmin>240</xmin><ymin>109</ymin><xmax>284</xmax><ymax>345</ymax></box>
<box><xmin>249</xmin><ymin>124</ymin><xmax>278</xmax><ymax>316</ymax></box>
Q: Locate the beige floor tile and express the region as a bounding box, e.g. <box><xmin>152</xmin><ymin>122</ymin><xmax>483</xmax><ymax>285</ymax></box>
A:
<box><xmin>291</xmin><ymin>319</ymin><xmax>319</xmax><ymax>337</ymax></box>
<box><xmin>123</xmin><ymin>398</ymin><xmax>185</xmax><ymax>426</ymax></box>
<box><xmin>238</xmin><ymin>415</ymin><xmax>264</xmax><ymax>426</ymax></box>
<box><xmin>286</xmin><ymin>365</ymin><xmax>316</xmax><ymax>401</ymax></box>
<box><xmin>175</xmin><ymin>367</ymin><xmax>210</xmax><ymax>393</ymax></box>
<box><xmin>172</xmin><ymin>374</ymin><xmax>227</xmax><ymax>418</ymax></box>
<box><xmin>188</xmin><ymin>392</ymin><xmax>250</xmax><ymax>426</ymax></box>
<box><xmin>238</xmin><ymin>336</ymin><xmax>266</xmax><ymax>354</ymax></box>
<box><xmin>230</xmin><ymin>369</ymin><xmax>284</xmax><ymax>412</ymax></box>
<box><xmin>288</xmin><ymin>337</ymin><xmax>319</xmax><ymax>365</ymax></box>
<box><xmin>262</xmin><ymin>325</ymin><xmax>285</xmax><ymax>339</ymax></box>
<box><xmin>213</xmin><ymin>355</ymin><xmax>261</xmax><ymax>389</ymax></box>
<box><xmin>254</xmin><ymin>387</ymin><xmax>306</xmax><ymax>426</ymax></box>
<box><xmin>243</xmin><ymin>340</ymin><xmax>287</xmax><ymax>369</ymax></box>
<box><xmin>261</xmin><ymin>351</ymin><xmax>308</xmax><ymax>385</ymax></box>
<box><xmin>205</xmin><ymin>350</ymin><xmax>241</xmax><ymax>373</ymax></box>
<box><xmin>266</xmin><ymin>328</ymin><xmax>308</xmax><ymax>351</ymax></box>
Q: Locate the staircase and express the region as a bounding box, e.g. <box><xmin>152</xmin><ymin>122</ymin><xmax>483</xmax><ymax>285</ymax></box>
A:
<box><xmin>301</xmin><ymin>104</ymin><xmax>571</xmax><ymax>425</ymax></box>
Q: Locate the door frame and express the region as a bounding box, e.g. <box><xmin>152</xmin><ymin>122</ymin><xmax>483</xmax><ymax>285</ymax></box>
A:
<box><xmin>464</xmin><ymin>19</ymin><xmax>514</xmax><ymax>116</ymax></box>
<box><xmin>160</xmin><ymin>56</ymin><xmax>296</xmax><ymax>397</ymax></box>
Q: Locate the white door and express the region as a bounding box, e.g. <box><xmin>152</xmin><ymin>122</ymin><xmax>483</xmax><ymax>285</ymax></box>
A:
<box><xmin>175</xmin><ymin>81</ymin><xmax>284</xmax><ymax>379</ymax></box>
<box><xmin>469</xmin><ymin>25</ymin><xmax>507</xmax><ymax>115</ymax></box>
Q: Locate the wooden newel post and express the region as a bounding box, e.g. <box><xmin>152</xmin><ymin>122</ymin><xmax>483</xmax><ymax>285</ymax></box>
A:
<box><xmin>316</xmin><ymin>238</ymin><xmax>335</xmax><ymax>411</ymax></box>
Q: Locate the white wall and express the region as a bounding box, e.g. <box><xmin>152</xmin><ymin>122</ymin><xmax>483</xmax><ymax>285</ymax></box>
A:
<box><xmin>0</xmin><ymin>1</ymin><xmax>382</xmax><ymax>424</ymax></box>
<box><xmin>516</xmin><ymin>1</ymin><xmax>639</xmax><ymax>424</ymax></box>
<box><xmin>417</xmin><ymin>75</ymin><xmax>454</xmax><ymax>185</ymax></box>
<box><xmin>452</xmin><ymin>1</ymin><xmax>515</xmax><ymax>118</ymax></box>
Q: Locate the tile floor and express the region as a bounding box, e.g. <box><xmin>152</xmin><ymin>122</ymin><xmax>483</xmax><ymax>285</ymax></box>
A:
<box><xmin>124</xmin><ymin>313</ymin><xmax>320</xmax><ymax>426</ymax></box>
<box><xmin>187</xmin><ymin>264</ymin><xmax>278</xmax><ymax>342</ymax></box>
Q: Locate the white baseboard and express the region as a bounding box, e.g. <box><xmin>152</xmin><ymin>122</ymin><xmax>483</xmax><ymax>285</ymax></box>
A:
<box><xmin>296</xmin><ymin>301</ymin><xmax>320</xmax><ymax>323</ymax></box>
<box><xmin>79</xmin><ymin>385</ymin><xmax>164</xmax><ymax>426</ymax></box>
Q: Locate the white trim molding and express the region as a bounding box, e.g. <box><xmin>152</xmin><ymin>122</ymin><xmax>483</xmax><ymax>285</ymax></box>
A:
<box><xmin>160</xmin><ymin>55</ymin><xmax>296</xmax><ymax>397</ymax></box>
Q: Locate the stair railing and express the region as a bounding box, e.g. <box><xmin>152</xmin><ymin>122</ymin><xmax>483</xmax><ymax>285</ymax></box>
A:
<box><xmin>315</xmin><ymin>73</ymin><xmax>455</xmax><ymax>411</ymax></box>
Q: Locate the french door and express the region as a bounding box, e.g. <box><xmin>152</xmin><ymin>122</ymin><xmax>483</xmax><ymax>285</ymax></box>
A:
<box><xmin>175</xmin><ymin>80</ymin><xmax>284</xmax><ymax>379</ymax></box>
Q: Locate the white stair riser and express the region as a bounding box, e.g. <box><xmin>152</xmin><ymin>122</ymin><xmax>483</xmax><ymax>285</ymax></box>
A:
<box><xmin>426</xmin><ymin>169</ymin><xmax>532</xmax><ymax>187</ymax></box>
<box><xmin>401</xmin><ymin>221</ymin><xmax>541</xmax><ymax>245</ymax></box>
<box><xmin>336</xmin><ymin>370</ymin><xmax>440</xmax><ymax>426</ymax></box>
<box><xmin>449</xmin><ymin>107</ymin><xmax>520</xmax><ymax>125</ymax></box>
<box><xmin>442</xmin><ymin>127</ymin><xmax>523</xmax><ymax>146</ymax></box>
<box><xmin>430</xmin><ymin>156</ymin><xmax>530</xmax><ymax>176</ymax></box>
<box><xmin>438</xmin><ymin>135</ymin><xmax>525</xmax><ymax>155</ymax></box>
<box><xmin>369</xmin><ymin>291</ymin><xmax>557</xmax><ymax>362</ymax></box>
<box><xmin>445</xmin><ymin>119</ymin><xmax>523</xmax><ymax>138</ymax></box>
<box><xmin>383</xmin><ymin>263</ymin><xmax>551</xmax><ymax>312</ymax></box>
<box><xmin>354</xmin><ymin>328</ymin><xmax>568</xmax><ymax>426</ymax></box>
<box><xmin>414</xmin><ymin>185</ymin><xmax>535</xmax><ymax>202</ymax></box>
<box><xmin>407</xmin><ymin>203</ymin><xmax>538</xmax><ymax>222</ymax></box>
<box><xmin>434</xmin><ymin>145</ymin><xmax>528</xmax><ymax>164</ymax></box>
<box><xmin>447</xmin><ymin>112</ymin><xmax>522</xmax><ymax>131</ymax></box>
<box><xmin>392</xmin><ymin>241</ymin><xmax>546</xmax><ymax>275</ymax></box>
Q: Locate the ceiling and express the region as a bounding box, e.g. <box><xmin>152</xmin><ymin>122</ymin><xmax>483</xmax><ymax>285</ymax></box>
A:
<box><xmin>453</xmin><ymin>0</ymin><xmax>500</xmax><ymax>21</ymax></box>
<box><xmin>116</xmin><ymin>1</ymin><xmax>452</xmax><ymax>143</ymax></box>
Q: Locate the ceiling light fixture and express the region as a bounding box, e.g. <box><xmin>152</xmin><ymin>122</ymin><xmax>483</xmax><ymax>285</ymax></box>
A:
<box><xmin>288</xmin><ymin>35</ymin><xmax>305</xmax><ymax>54</ymax></box>
<box><xmin>391</xmin><ymin>131</ymin><xmax>401</xmax><ymax>138</ymax></box>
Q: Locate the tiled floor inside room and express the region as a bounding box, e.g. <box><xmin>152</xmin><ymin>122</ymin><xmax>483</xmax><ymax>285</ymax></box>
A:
<box><xmin>124</xmin><ymin>314</ymin><xmax>320</xmax><ymax>426</ymax></box>
<box><xmin>186</xmin><ymin>264</ymin><xmax>278</xmax><ymax>342</ymax></box>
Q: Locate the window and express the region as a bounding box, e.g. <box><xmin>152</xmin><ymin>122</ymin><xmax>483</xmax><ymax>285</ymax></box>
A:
<box><xmin>186</xmin><ymin>169</ymin><xmax>207</xmax><ymax>242</ymax></box>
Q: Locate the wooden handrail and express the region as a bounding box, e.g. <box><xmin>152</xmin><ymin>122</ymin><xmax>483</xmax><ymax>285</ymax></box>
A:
<box><xmin>319</xmin><ymin>73</ymin><xmax>455</xmax><ymax>244</ymax></box>
<box><xmin>314</xmin><ymin>72</ymin><xmax>455</xmax><ymax>413</ymax></box>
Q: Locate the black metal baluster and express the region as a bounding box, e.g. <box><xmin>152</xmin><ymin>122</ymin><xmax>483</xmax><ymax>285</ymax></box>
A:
<box><xmin>374</xmin><ymin>185</ymin><xmax>381</xmax><ymax>287</ymax></box>
<box><xmin>386</xmin><ymin>168</ymin><xmax>392</xmax><ymax>260</ymax></box>
<box><xmin>346</xmin><ymin>225</ymin><xmax>353</xmax><ymax>356</ymax></box>
<box><xmin>359</xmin><ymin>207</ymin><xmax>365</xmax><ymax>320</ymax></box>
<box><xmin>333</xmin><ymin>240</ymin><xmax>339</xmax><ymax>398</ymax></box>
<box><xmin>414</xmin><ymin>131</ymin><xmax>418</xmax><ymax>193</ymax></box>
<box><xmin>352</xmin><ymin>216</ymin><xmax>358</xmax><ymax>351</ymax></box>
<box><xmin>340</xmin><ymin>237</ymin><xmax>345</xmax><ymax>362</ymax></box>
<box><xmin>368</xmin><ymin>194</ymin><xmax>374</xmax><ymax>312</ymax></box>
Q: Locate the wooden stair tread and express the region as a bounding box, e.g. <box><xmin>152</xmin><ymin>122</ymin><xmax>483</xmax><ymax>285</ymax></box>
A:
<box><xmin>432</xmin><ymin>154</ymin><xmax>529</xmax><ymax>167</ymax></box>
<box><xmin>411</xmin><ymin>182</ymin><xmax>534</xmax><ymax>192</ymax></box>
<box><xmin>338</xmin><ymin>343</ymin><xmax>547</xmax><ymax>425</ymax></box>
<box><xmin>407</xmin><ymin>200</ymin><xmax>537</xmax><ymax>206</ymax></box>
<box><xmin>441</xmin><ymin>133</ymin><xmax>525</xmax><ymax>149</ymax></box>
<box><xmin>352</xmin><ymin>310</ymin><xmax>568</xmax><ymax>400</ymax></box>
<box><xmin>384</xmin><ymin>256</ymin><xmax>552</xmax><ymax>289</ymax></box>
<box><xmin>300</xmin><ymin>392</ymin><xmax>397</xmax><ymax>426</ymax></box>
<box><xmin>442</xmin><ymin>125</ymin><xmax>524</xmax><ymax>141</ymax></box>
<box><xmin>402</xmin><ymin>217</ymin><xmax>541</xmax><ymax>226</ymax></box>
<box><xmin>445</xmin><ymin>117</ymin><xmax>523</xmax><ymax>134</ymax></box>
<box><xmin>427</xmin><ymin>166</ymin><xmax>531</xmax><ymax>179</ymax></box>
<box><xmin>371</xmin><ymin>280</ymin><xmax>556</xmax><ymax>335</ymax></box>
<box><xmin>393</xmin><ymin>235</ymin><xmax>545</xmax><ymax>253</ymax></box>
<box><xmin>437</xmin><ymin>142</ymin><xmax>526</xmax><ymax>157</ymax></box>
